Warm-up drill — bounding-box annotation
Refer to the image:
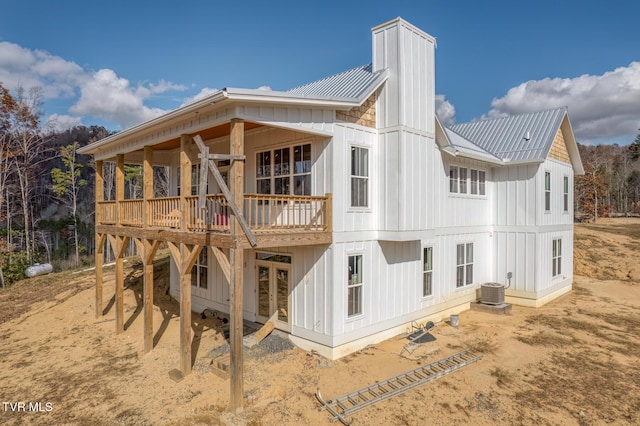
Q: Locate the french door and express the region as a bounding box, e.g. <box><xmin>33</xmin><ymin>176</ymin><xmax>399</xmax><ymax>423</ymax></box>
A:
<box><xmin>256</xmin><ymin>261</ymin><xmax>291</xmax><ymax>331</ymax></box>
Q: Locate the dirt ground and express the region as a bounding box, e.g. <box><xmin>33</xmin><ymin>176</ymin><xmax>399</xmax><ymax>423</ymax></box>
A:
<box><xmin>0</xmin><ymin>219</ymin><xmax>639</xmax><ymax>425</ymax></box>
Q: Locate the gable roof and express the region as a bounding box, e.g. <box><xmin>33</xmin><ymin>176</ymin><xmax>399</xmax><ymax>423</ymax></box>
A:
<box><xmin>439</xmin><ymin>107</ymin><xmax>584</xmax><ymax>174</ymax></box>
<box><xmin>449</xmin><ymin>107</ymin><xmax>567</xmax><ymax>163</ymax></box>
<box><xmin>287</xmin><ymin>64</ymin><xmax>388</xmax><ymax>102</ymax></box>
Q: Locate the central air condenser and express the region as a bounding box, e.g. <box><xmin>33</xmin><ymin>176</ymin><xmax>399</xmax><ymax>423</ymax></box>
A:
<box><xmin>480</xmin><ymin>282</ymin><xmax>505</xmax><ymax>305</ymax></box>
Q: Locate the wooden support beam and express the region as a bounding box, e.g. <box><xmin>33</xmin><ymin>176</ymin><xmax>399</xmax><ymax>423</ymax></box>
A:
<box><xmin>106</xmin><ymin>234</ymin><xmax>129</xmax><ymax>334</ymax></box>
<box><xmin>143</xmin><ymin>146</ymin><xmax>153</xmax><ymax>227</ymax></box>
<box><xmin>167</xmin><ymin>241</ymin><xmax>202</xmax><ymax>374</ymax></box>
<box><xmin>191</xmin><ymin>134</ymin><xmax>257</xmax><ymax>247</ymax></box>
<box><xmin>116</xmin><ymin>154</ymin><xmax>124</xmax><ymax>226</ymax></box>
<box><xmin>229</xmin><ymin>118</ymin><xmax>245</xmax><ymax>412</ymax></box>
<box><xmin>180</xmin><ymin>135</ymin><xmax>192</xmax><ymax>232</ymax></box>
<box><xmin>179</xmin><ymin>243</ymin><xmax>193</xmax><ymax>375</ymax></box>
<box><xmin>211</xmin><ymin>246</ymin><xmax>231</xmax><ymax>284</ymax></box>
<box><xmin>95</xmin><ymin>161</ymin><xmax>105</xmax><ymax>318</ymax></box>
<box><xmin>95</xmin><ymin>232</ymin><xmax>105</xmax><ymax>318</ymax></box>
<box><xmin>137</xmin><ymin>238</ymin><xmax>160</xmax><ymax>353</ymax></box>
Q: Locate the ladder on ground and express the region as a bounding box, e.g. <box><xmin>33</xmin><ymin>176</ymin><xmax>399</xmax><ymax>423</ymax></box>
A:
<box><xmin>316</xmin><ymin>350</ymin><xmax>482</xmax><ymax>425</ymax></box>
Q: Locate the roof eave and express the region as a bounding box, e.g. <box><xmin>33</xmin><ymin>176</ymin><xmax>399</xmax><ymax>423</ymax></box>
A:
<box><xmin>77</xmin><ymin>89</ymin><xmax>229</xmax><ymax>154</ymax></box>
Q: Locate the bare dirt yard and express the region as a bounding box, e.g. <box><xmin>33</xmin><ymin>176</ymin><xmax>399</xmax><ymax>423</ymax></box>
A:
<box><xmin>1</xmin><ymin>218</ymin><xmax>639</xmax><ymax>425</ymax></box>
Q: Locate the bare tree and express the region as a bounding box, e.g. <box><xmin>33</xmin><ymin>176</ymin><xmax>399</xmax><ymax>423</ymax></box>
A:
<box><xmin>8</xmin><ymin>86</ymin><xmax>47</xmax><ymax>263</ymax></box>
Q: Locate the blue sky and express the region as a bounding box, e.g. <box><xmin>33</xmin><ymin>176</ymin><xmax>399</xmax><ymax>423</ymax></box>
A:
<box><xmin>1</xmin><ymin>0</ymin><xmax>639</xmax><ymax>145</ymax></box>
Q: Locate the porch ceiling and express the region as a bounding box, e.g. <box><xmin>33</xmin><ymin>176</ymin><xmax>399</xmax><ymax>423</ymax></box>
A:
<box><xmin>151</xmin><ymin>121</ymin><xmax>265</xmax><ymax>151</ymax></box>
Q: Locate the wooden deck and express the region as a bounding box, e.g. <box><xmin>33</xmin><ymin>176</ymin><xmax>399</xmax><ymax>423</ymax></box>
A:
<box><xmin>96</xmin><ymin>193</ymin><xmax>332</xmax><ymax>248</ymax></box>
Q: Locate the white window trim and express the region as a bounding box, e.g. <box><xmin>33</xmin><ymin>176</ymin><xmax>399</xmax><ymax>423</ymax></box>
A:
<box><xmin>346</xmin><ymin>253</ymin><xmax>365</xmax><ymax>319</ymax></box>
<box><xmin>191</xmin><ymin>247</ymin><xmax>209</xmax><ymax>289</ymax></box>
<box><xmin>422</xmin><ymin>246</ymin><xmax>434</xmax><ymax>298</ymax></box>
<box><xmin>544</xmin><ymin>171</ymin><xmax>551</xmax><ymax>213</ymax></box>
<box><xmin>552</xmin><ymin>238</ymin><xmax>562</xmax><ymax>278</ymax></box>
<box><xmin>455</xmin><ymin>242</ymin><xmax>474</xmax><ymax>288</ymax></box>
<box><xmin>449</xmin><ymin>165</ymin><xmax>487</xmax><ymax>198</ymax></box>
<box><xmin>349</xmin><ymin>144</ymin><xmax>371</xmax><ymax>211</ymax></box>
<box><xmin>563</xmin><ymin>175</ymin><xmax>570</xmax><ymax>213</ymax></box>
<box><xmin>255</xmin><ymin>141</ymin><xmax>313</xmax><ymax>196</ymax></box>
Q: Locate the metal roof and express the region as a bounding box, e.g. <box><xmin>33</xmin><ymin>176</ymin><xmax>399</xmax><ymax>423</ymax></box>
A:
<box><xmin>443</xmin><ymin>128</ymin><xmax>502</xmax><ymax>163</ymax></box>
<box><xmin>287</xmin><ymin>64</ymin><xmax>385</xmax><ymax>100</ymax></box>
<box><xmin>449</xmin><ymin>107</ymin><xmax>567</xmax><ymax>162</ymax></box>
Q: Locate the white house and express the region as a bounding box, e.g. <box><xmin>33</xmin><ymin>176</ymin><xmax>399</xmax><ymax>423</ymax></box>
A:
<box><xmin>79</xmin><ymin>17</ymin><xmax>584</xmax><ymax>364</ymax></box>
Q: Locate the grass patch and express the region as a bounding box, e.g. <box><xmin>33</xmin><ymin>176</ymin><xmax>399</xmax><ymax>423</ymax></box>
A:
<box><xmin>490</xmin><ymin>366</ymin><xmax>514</xmax><ymax>388</ymax></box>
<box><xmin>464</xmin><ymin>332</ymin><xmax>498</xmax><ymax>354</ymax></box>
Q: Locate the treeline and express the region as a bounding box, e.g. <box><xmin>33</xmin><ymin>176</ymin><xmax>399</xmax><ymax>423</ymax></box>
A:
<box><xmin>575</xmin><ymin>135</ymin><xmax>640</xmax><ymax>221</ymax></box>
<box><xmin>0</xmin><ymin>83</ymin><xmax>110</xmax><ymax>286</ymax></box>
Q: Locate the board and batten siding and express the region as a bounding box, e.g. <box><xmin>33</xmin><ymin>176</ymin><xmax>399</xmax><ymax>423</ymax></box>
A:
<box><xmin>377</xmin><ymin>131</ymin><xmax>438</xmax><ymax>232</ymax></box>
<box><xmin>437</xmin><ymin>155</ymin><xmax>493</xmax><ymax>229</ymax></box>
<box><xmin>331</xmin><ymin>122</ymin><xmax>378</xmax><ymax>233</ymax></box>
<box><xmin>537</xmin><ymin>158</ymin><xmax>575</xmax><ymax>227</ymax></box>
<box><xmin>329</xmin><ymin>232</ymin><xmax>490</xmax><ymax>347</ymax></box>
<box><xmin>373</xmin><ymin>18</ymin><xmax>435</xmax><ymax>134</ymax></box>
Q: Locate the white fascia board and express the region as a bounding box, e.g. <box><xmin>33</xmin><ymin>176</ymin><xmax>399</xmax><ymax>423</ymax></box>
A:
<box><xmin>225</xmin><ymin>87</ymin><xmax>360</xmax><ymax>109</ymax></box>
<box><xmin>77</xmin><ymin>89</ymin><xmax>228</xmax><ymax>155</ymax></box>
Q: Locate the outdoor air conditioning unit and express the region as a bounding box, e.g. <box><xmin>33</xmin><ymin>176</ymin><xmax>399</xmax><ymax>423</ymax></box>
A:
<box><xmin>480</xmin><ymin>282</ymin><xmax>505</xmax><ymax>305</ymax></box>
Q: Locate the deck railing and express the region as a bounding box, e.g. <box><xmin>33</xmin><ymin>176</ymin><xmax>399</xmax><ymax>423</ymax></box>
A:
<box><xmin>97</xmin><ymin>193</ymin><xmax>331</xmax><ymax>233</ymax></box>
<box><xmin>98</xmin><ymin>201</ymin><xmax>117</xmax><ymax>225</ymax></box>
<box><xmin>147</xmin><ymin>197</ymin><xmax>181</xmax><ymax>228</ymax></box>
<box><xmin>119</xmin><ymin>199</ymin><xmax>143</xmax><ymax>227</ymax></box>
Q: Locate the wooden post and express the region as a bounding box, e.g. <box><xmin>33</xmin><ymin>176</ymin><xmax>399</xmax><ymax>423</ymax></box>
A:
<box><xmin>142</xmin><ymin>147</ymin><xmax>155</xmax><ymax>352</ymax></box>
<box><xmin>180</xmin><ymin>135</ymin><xmax>192</xmax><ymax>231</ymax></box>
<box><xmin>116</xmin><ymin>154</ymin><xmax>124</xmax><ymax>226</ymax></box>
<box><xmin>132</xmin><ymin>238</ymin><xmax>160</xmax><ymax>353</ymax></box>
<box><xmin>115</xmin><ymin>154</ymin><xmax>125</xmax><ymax>334</ymax></box>
<box><xmin>95</xmin><ymin>160</ymin><xmax>104</xmax><ymax>318</ymax></box>
<box><xmin>179</xmin><ymin>243</ymin><xmax>192</xmax><ymax>374</ymax></box>
<box><xmin>109</xmin><ymin>235</ymin><xmax>128</xmax><ymax>334</ymax></box>
<box><xmin>229</xmin><ymin>118</ymin><xmax>245</xmax><ymax>412</ymax></box>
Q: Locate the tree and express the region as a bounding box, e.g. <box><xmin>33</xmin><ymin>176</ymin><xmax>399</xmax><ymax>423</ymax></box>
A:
<box><xmin>8</xmin><ymin>86</ymin><xmax>47</xmax><ymax>263</ymax></box>
<box><xmin>51</xmin><ymin>142</ymin><xmax>87</xmax><ymax>266</ymax></box>
<box><xmin>576</xmin><ymin>144</ymin><xmax>610</xmax><ymax>222</ymax></box>
<box><xmin>630</xmin><ymin>130</ymin><xmax>640</xmax><ymax>161</ymax></box>
<box><xmin>0</xmin><ymin>83</ymin><xmax>18</xmax><ymax>287</ymax></box>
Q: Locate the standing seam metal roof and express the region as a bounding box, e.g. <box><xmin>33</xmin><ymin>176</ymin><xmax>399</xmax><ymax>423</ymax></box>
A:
<box><xmin>287</xmin><ymin>64</ymin><xmax>383</xmax><ymax>100</ymax></box>
<box><xmin>448</xmin><ymin>107</ymin><xmax>567</xmax><ymax>162</ymax></box>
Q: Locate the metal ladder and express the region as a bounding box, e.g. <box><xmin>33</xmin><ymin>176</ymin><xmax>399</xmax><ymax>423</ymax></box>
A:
<box><xmin>316</xmin><ymin>350</ymin><xmax>482</xmax><ymax>425</ymax></box>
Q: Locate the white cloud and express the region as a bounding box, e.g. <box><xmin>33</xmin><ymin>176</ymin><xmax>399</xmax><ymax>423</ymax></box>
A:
<box><xmin>436</xmin><ymin>94</ymin><xmax>456</xmax><ymax>126</ymax></box>
<box><xmin>44</xmin><ymin>114</ymin><xmax>83</xmax><ymax>133</ymax></box>
<box><xmin>180</xmin><ymin>87</ymin><xmax>220</xmax><ymax>107</ymax></box>
<box><xmin>0</xmin><ymin>42</ymin><xmax>189</xmax><ymax>130</ymax></box>
<box><xmin>0</xmin><ymin>41</ymin><xmax>85</xmax><ymax>99</ymax></box>
<box><xmin>489</xmin><ymin>62</ymin><xmax>640</xmax><ymax>142</ymax></box>
<box><xmin>70</xmin><ymin>69</ymin><xmax>169</xmax><ymax>129</ymax></box>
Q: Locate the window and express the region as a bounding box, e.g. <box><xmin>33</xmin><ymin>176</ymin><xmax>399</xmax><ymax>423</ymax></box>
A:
<box><xmin>545</xmin><ymin>172</ymin><xmax>551</xmax><ymax>211</ymax></box>
<box><xmin>563</xmin><ymin>176</ymin><xmax>569</xmax><ymax>212</ymax></box>
<box><xmin>256</xmin><ymin>143</ymin><xmax>311</xmax><ymax>195</ymax></box>
<box><xmin>449</xmin><ymin>166</ymin><xmax>459</xmax><ymax>193</ymax></box>
<box><xmin>459</xmin><ymin>167</ymin><xmax>468</xmax><ymax>194</ymax></box>
<box><xmin>470</xmin><ymin>169</ymin><xmax>486</xmax><ymax>195</ymax></box>
<box><xmin>450</xmin><ymin>166</ymin><xmax>485</xmax><ymax>196</ymax></box>
<box><xmin>456</xmin><ymin>243</ymin><xmax>473</xmax><ymax>288</ymax></box>
<box><xmin>351</xmin><ymin>146</ymin><xmax>369</xmax><ymax>207</ymax></box>
<box><xmin>423</xmin><ymin>247</ymin><xmax>433</xmax><ymax>297</ymax></box>
<box><xmin>347</xmin><ymin>255</ymin><xmax>363</xmax><ymax>317</ymax></box>
<box><xmin>552</xmin><ymin>238</ymin><xmax>562</xmax><ymax>277</ymax></box>
<box><xmin>191</xmin><ymin>248</ymin><xmax>208</xmax><ymax>289</ymax></box>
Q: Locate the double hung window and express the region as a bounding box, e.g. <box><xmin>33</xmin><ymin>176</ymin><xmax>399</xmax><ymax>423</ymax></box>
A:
<box><xmin>456</xmin><ymin>243</ymin><xmax>474</xmax><ymax>288</ymax></box>
<box><xmin>351</xmin><ymin>147</ymin><xmax>369</xmax><ymax>207</ymax></box>
<box><xmin>347</xmin><ymin>255</ymin><xmax>363</xmax><ymax>317</ymax></box>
